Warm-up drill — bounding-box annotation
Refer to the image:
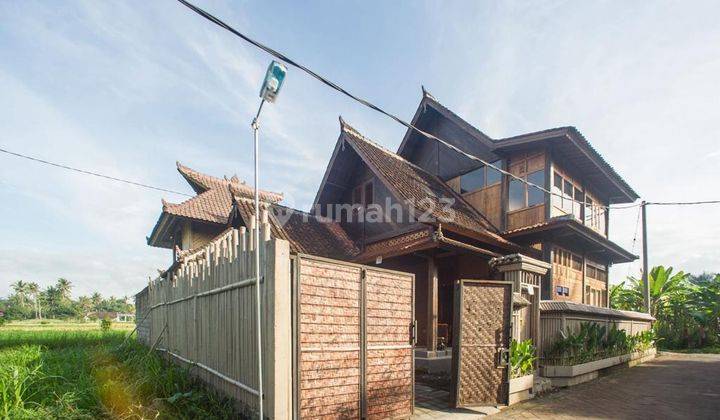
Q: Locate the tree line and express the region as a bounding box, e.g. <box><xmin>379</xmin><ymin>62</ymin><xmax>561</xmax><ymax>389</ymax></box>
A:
<box><xmin>611</xmin><ymin>266</ymin><xmax>720</xmax><ymax>350</ymax></box>
<box><xmin>1</xmin><ymin>278</ymin><xmax>134</xmax><ymax>321</ymax></box>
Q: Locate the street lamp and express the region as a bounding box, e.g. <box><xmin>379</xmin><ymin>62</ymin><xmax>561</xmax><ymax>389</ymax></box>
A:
<box><xmin>252</xmin><ymin>60</ymin><xmax>286</xmax><ymax>420</ymax></box>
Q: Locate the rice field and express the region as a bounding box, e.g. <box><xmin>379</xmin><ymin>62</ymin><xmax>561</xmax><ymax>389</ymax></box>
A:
<box><xmin>0</xmin><ymin>322</ymin><xmax>238</xmax><ymax>419</ymax></box>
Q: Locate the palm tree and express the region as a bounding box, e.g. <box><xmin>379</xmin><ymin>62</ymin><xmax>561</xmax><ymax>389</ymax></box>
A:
<box><xmin>76</xmin><ymin>296</ymin><xmax>93</xmax><ymax>317</ymax></box>
<box><xmin>26</xmin><ymin>282</ymin><xmax>40</xmax><ymax>319</ymax></box>
<box><xmin>91</xmin><ymin>292</ymin><xmax>103</xmax><ymax>311</ymax></box>
<box><xmin>55</xmin><ymin>278</ymin><xmax>72</xmax><ymax>301</ymax></box>
<box><xmin>11</xmin><ymin>280</ymin><xmax>28</xmax><ymax>307</ymax></box>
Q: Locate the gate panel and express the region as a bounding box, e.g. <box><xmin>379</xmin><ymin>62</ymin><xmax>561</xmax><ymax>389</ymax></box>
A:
<box><xmin>364</xmin><ymin>269</ymin><xmax>414</xmax><ymax>419</ymax></box>
<box><xmin>298</xmin><ymin>258</ymin><xmax>362</xmax><ymax>419</ymax></box>
<box><xmin>296</xmin><ymin>256</ymin><xmax>415</xmax><ymax>420</ymax></box>
<box><xmin>452</xmin><ymin>280</ymin><xmax>512</xmax><ymax>408</ymax></box>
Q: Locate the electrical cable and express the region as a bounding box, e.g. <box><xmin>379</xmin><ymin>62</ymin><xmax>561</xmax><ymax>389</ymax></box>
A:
<box><xmin>175</xmin><ymin>0</ymin><xmax>640</xmax><ymax>211</ymax></box>
<box><xmin>0</xmin><ymin>147</ymin><xmax>193</xmax><ymax>197</ymax></box>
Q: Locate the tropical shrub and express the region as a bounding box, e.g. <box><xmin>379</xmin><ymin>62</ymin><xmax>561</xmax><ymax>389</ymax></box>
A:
<box><xmin>99</xmin><ymin>318</ymin><xmax>112</xmax><ymax>332</ymax></box>
<box><xmin>509</xmin><ymin>339</ymin><xmax>536</xmax><ymax>378</ymax></box>
<box><xmin>610</xmin><ymin>266</ymin><xmax>719</xmax><ymax>350</ymax></box>
<box><xmin>547</xmin><ymin>322</ymin><xmax>655</xmax><ymax>365</ymax></box>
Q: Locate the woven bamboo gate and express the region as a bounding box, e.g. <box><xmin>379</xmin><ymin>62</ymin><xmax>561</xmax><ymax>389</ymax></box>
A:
<box><xmin>136</xmin><ymin>219</ymin><xmax>291</xmax><ymax>419</ymax></box>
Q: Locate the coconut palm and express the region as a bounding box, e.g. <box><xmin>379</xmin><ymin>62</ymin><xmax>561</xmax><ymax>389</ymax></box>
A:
<box><xmin>55</xmin><ymin>278</ymin><xmax>72</xmax><ymax>301</ymax></box>
<box><xmin>26</xmin><ymin>282</ymin><xmax>40</xmax><ymax>319</ymax></box>
<box><xmin>11</xmin><ymin>280</ymin><xmax>28</xmax><ymax>307</ymax></box>
<box><xmin>91</xmin><ymin>292</ymin><xmax>103</xmax><ymax>310</ymax></box>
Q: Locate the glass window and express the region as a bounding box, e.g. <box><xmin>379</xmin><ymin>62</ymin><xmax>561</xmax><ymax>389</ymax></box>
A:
<box><xmin>573</xmin><ymin>188</ymin><xmax>584</xmax><ymax>219</ymax></box>
<box><xmin>556</xmin><ymin>286</ymin><xmax>564</xmax><ymax>296</ymax></box>
<box><xmin>508</xmin><ymin>179</ymin><xmax>525</xmax><ymax>211</ymax></box>
<box><xmin>486</xmin><ymin>160</ymin><xmax>502</xmax><ymax>185</ymax></box>
<box><xmin>363</xmin><ymin>181</ymin><xmax>374</xmax><ymax>205</ymax></box>
<box><xmin>563</xmin><ymin>287</ymin><xmax>570</xmax><ymax>296</ymax></box>
<box><xmin>554</xmin><ymin>173</ymin><xmax>563</xmax><ymax>188</ymax></box>
<box><xmin>585</xmin><ymin>197</ymin><xmax>594</xmax><ymax>224</ymax></box>
<box><xmin>460</xmin><ymin>167</ymin><xmax>485</xmax><ymax>194</ymax></box>
<box><xmin>527</xmin><ymin>170</ymin><xmax>545</xmax><ymax>206</ymax></box>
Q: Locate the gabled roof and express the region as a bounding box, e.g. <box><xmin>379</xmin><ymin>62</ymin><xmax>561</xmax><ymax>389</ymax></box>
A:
<box><xmin>147</xmin><ymin>163</ymin><xmax>283</xmax><ymax>248</ymax></box>
<box><xmin>338</xmin><ymin>119</ymin><xmax>519</xmax><ymax>252</ymax></box>
<box><xmin>397</xmin><ymin>89</ymin><xmax>639</xmax><ymax>203</ymax></box>
<box><xmin>397</xmin><ymin>88</ymin><xmax>495</xmax><ymax>159</ymax></box>
<box><xmin>231</xmin><ymin>194</ymin><xmax>360</xmax><ymax>261</ymax></box>
<box><xmin>493</xmin><ymin>127</ymin><xmax>639</xmax><ymax>203</ymax></box>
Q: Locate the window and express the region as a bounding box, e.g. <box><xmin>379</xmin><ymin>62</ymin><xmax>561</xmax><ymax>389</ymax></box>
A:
<box><xmin>508</xmin><ymin>169</ymin><xmax>545</xmax><ymax>211</ymax></box>
<box><xmin>363</xmin><ymin>181</ymin><xmax>374</xmax><ymax>205</ymax></box>
<box><xmin>486</xmin><ymin>161</ymin><xmax>502</xmax><ymax>185</ymax></box>
<box><xmin>556</xmin><ymin>286</ymin><xmax>564</xmax><ymax>296</ymax></box>
<box><xmin>458</xmin><ymin>160</ymin><xmax>503</xmax><ymax>194</ymax></box>
<box><xmin>508</xmin><ymin>178</ymin><xmax>525</xmax><ymax>211</ymax></box>
<box><xmin>460</xmin><ymin>168</ymin><xmax>485</xmax><ymax>194</ymax></box>
<box><xmin>585</xmin><ymin>194</ymin><xmax>606</xmax><ymax>233</ymax></box>
<box><xmin>527</xmin><ymin>170</ymin><xmax>545</xmax><ymax>206</ymax></box>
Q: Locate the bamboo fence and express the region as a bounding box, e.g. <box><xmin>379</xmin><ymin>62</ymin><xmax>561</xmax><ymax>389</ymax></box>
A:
<box><xmin>136</xmin><ymin>214</ymin><xmax>291</xmax><ymax>419</ymax></box>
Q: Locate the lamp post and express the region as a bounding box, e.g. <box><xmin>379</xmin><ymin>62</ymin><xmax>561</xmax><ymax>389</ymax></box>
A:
<box><xmin>252</xmin><ymin>60</ymin><xmax>286</xmax><ymax>420</ymax></box>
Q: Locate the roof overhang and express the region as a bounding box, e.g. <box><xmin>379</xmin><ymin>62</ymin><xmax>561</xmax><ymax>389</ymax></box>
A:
<box><xmin>147</xmin><ymin>212</ymin><xmax>178</xmax><ymax>249</ymax></box>
<box><xmin>493</xmin><ymin>128</ymin><xmax>639</xmax><ymax>204</ymax></box>
<box><xmin>540</xmin><ymin>300</ymin><xmax>654</xmax><ymax>321</ymax></box>
<box><xmin>504</xmin><ymin>217</ymin><xmax>638</xmax><ymax>264</ymax></box>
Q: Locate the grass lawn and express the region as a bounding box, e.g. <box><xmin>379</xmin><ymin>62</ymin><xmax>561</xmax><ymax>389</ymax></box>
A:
<box><xmin>0</xmin><ymin>323</ymin><xmax>238</xmax><ymax>419</ymax></box>
<box><xmin>666</xmin><ymin>346</ymin><xmax>720</xmax><ymax>354</ymax></box>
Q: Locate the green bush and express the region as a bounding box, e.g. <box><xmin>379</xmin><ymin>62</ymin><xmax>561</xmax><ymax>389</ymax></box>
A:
<box><xmin>99</xmin><ymin>318</ymin><xmax>112</xmax><ymax>332</ymax></box>
<box><xmin>0</xmin><ymin>318</ymin><xmax>5</xmax><ymax>327</ymax></box>
<box><xmin>547</xmin><ymin>322</ymin><xmax>656</xmax><ymax>365</ymax></box>
<box><xmin>509</xmin><ymin>339</ymin><xmax>537</xmax><ymax>378</ymax></box>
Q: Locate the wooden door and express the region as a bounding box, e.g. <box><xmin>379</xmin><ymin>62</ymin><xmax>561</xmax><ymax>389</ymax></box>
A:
<box><xmin>451</xmin><ymin>280</ymin><xmax>512</xmax><ymax>408</ymax></box>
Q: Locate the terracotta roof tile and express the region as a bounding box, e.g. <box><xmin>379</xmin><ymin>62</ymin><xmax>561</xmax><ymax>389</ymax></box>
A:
<box><xmin>162</xmin><ymin>163</ymin><xmax>283</xmax><ymax>225</ymax></box>
<box><xmin>232</xmin><ymin>197</ymin><xmax>360</xmax><ymax>260</ymax></box>
<box><xmin>340</xmin><ymin>120</ymin><xmax>517</xmax><ymax>250</ymax></box>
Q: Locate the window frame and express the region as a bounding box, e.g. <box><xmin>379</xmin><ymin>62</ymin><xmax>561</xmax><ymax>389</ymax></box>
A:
<box><xmin>458</xmin><ymin>160</ymin><xmax>503</xmax><ymax>195</ymax></box>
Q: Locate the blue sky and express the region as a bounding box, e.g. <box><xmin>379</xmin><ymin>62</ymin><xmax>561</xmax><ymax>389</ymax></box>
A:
<box><xmin>1</xmin><ymin>0</ymin><xmax>719</xmax><ymax>298</ymax></box>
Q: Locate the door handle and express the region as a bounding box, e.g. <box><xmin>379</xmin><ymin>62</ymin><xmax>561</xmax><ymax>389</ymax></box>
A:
<box><xmin>410</xmin><ymin>320</ymin><xmax>417</xmax><ymax>346</ymax></box>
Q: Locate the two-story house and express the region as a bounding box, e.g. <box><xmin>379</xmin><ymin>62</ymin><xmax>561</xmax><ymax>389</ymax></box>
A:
<box><xmin>147</xmin><ymin>88</ymin><xmax>638</xmax><ymax>355</ymax></box>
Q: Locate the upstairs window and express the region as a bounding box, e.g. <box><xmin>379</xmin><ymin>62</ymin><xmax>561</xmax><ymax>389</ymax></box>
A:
<box><xmin>553</xmin><ymin>171</ymin><xmax>584</xmax><ymax>219</ymax></box>
<box><xmin>508</xmin><ymin>169</ymin><xmax>546</xmax><ymax>211</ymax></box>
<box><xmin>459</xmin><ymin>160</ymin><xmax>502</xmax><ymax>194</ymax></box>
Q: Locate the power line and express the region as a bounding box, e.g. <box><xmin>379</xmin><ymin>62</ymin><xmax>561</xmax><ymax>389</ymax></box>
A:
<box><xmin>175</xmin><ymin>0</ymin><xmax>635</xmax><ymax>211</ymax></box>
<box><xmin>0</xmin><ymin>147</ymin><xmax>193</xmax><ymax>197</ymax></box>
<box><xmin>647</xmin><ymin>200</ymin><xmax>720</xmax><ymax>206</ymax></box>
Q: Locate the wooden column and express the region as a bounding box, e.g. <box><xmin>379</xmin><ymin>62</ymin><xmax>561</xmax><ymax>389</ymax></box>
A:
<box><xmin>426</xmin><ymin>256</ymin><xmax>439</xmax><ymax>354</ymax></box>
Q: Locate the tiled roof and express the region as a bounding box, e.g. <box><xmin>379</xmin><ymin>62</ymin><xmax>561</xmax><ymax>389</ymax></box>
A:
<box><xmin>232</xmin><ymin>197</ymin><xmax>360</xmax><ymax>261</ymax></box>
<box><xmin>502</xmin><ymin>216</ymin><xmax>637</xmax><ymax>262</ymax></box>
<box><xmin>493</xmin><ymin>127</ymin><xmax>639</xmax><ymax>201</ymax></box>
<box><xmin>340</xmin><ymin>120</ymin><xmax>518</xmax><ymax>251</ymax></box>
<box><xmin>162</xmin><ymin>163</ymin><xmax>283</xmax><ymax>225</ymax></box>
<box><xmin>540</xmin><ymin>300</ymin><xmax>654</xmax><ymax>321</ymax></box>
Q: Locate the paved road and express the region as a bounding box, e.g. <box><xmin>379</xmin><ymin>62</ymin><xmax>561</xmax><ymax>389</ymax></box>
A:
<box><xmin>493</xmin><ymin>352</ymin><xmax>720</xmax><ymax>420</ymax></box>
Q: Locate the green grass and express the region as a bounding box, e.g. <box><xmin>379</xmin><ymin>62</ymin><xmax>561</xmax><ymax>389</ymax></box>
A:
<box><xmin>666</xmin><ymin>345</ymin><xmax>720</xmax><ymax>354</ymax></box>
<box><xmin>0</xmin><ymin>327</ymin><xmax>238</xmax><ymax>419</ymax></box>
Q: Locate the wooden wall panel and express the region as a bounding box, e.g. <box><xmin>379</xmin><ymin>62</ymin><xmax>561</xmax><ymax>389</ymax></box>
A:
<box><xmin>507</xmin><ymin>204</ymin><xmax>545</xmax><ymax>231</ymax></box>
<box><xmin>364</xmin><ymin>269</ymin><xmax>414</xmax><ymax>420</ymax></box>
<box><xmin>464</xmin><ymin>183</ymin><xmax>502</xmax><ymax>228</ymax></box>
<box><xmin>298</xmin><ymin>259</ymin><xmax>362</xmax><ymax>420</ymax></box>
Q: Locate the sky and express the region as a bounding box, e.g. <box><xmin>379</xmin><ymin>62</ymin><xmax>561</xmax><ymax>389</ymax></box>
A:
<box><xmin>1</xmin><ymin>0</ymin><xmax>719</xmax><ymax>298</ymax></box>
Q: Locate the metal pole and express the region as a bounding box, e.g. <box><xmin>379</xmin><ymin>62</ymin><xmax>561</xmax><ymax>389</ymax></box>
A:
<box><xmin>252</xmin><ymin>99</ymin><xmax>265</xmax><ymax>420</ymax></box>
<box><xmin>641</xmin><ymin>200</ymin><xmax>650</xmax><ymax>314</ymax></box>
